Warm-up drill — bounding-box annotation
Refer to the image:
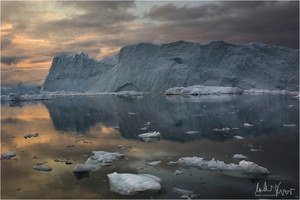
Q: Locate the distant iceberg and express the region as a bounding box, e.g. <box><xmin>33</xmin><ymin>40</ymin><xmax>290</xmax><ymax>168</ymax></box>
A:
<box><xmin>107</xmin><ymin>172</ymin><xmax>162</xmax><ymax>195</ymax></box>
<box><xmin>165</xmin><ymin>85</ymin><xmax>242</xmax><ymax>95</ymax></box>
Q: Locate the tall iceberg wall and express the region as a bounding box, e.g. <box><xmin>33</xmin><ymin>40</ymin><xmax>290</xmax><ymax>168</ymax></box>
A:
<box><xmin>43</xmin><ymin>41</ymin><xmax>299</xmax><ymax>92</ymax></box>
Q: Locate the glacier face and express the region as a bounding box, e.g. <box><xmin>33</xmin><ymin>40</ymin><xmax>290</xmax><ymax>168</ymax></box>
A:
<box><xmin>43</xmin><ymin>41</ymin><xmax>299</xmax><ymax>93</ymax></box>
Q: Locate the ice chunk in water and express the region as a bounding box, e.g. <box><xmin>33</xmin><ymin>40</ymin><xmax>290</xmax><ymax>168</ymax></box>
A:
<box><xmin>1</xmin><ymin>152</ymin><xmax>16</xmax><ymax>160</ymax></box>
<box><xmin>244</xmin><ymin>123</ymin><xmax>253</xmax><ymax>127</ymax></box>
<box><xmin>239</xmin><ymin>160</ymin><xmax>269</xmax><ymax>174</ymax></box>
<box><xmin>177</xmin><ymin>156</ymin><xmax>269</xmax><ymax>174</ymax></box>
<box><xmin>233</xmin><ymin>154</ymin><xmax>248</xmax><ymax>159</ymax></box>
<box><xmin>147</xmin><ymin>161</ymin><xmax>161</xmax><ymax>166</ymax></box>
<box><xmin>73</xmin><ymin>151</ymin><xmax>124</xmax><ymax>173</ymax></box>
<box><xmin>33</xmin><ymin>165</ymin><xmax>52</xmax><ymax>172</ymax></box>
<box><xmin>234</xmin><ymin>135</ymin><xmax>245</xmax><ymax>139</ymax></box>
<box><xmin>137</xmin><ymin>131</ymin><xmax>161</xmax><ymax>138</ymax></box>
<box><xmin>107</xmin><ymin>172</ymin><xmax>162</xmax><ymax>195</ymax></box>
<box><xmin>177</xmin><ymin>157</ymin><xmax>241</xmax><ymax>171</ymax></box>
<box><xmin>24</xmin><ymin>133</ymin><xmax>39</xmax><ymax>139</ymax></box>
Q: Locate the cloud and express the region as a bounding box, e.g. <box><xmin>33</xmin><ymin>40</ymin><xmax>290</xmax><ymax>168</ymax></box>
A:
<box><xmin>143</xmin><ymin>1</ymin><xmax>299</xmax><ymax>48</ymax></box>
<box><xmin>1</xmin><ymin>56</ymin><xmax>29</xmax><ymax>65</ymax></box>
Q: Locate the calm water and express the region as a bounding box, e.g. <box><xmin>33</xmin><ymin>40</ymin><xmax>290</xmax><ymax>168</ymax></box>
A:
<box><xmin>1</xmin><ymin>94</ymin><xmax>299</xmax><ymax>199</ymax></box>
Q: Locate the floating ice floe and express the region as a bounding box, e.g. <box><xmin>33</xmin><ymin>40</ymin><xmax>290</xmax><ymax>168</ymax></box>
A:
<box><xmin>243</xmin><ymin>89</ymin><xmax>297</xmax><ymax>95</ymax></box>
<box><xmin>33</xmin><ymin>165</ymin><xmax>52</xmax><ymax>172</ymax></box>
<box><xmin>250</xmin><ymin>149</ymin><xmax>262</xmax><ymax>152</ymax></box>
<box><xmin>174</xmin><ymin>170</ymin><xmax>183</xmax><ymax>175</ymax></box>
<box><xmin>147</xmin><ymin>161</ymin><xmax>161</xmax><ymax>166</ymax></box>
<box><xmin>185</xmin><ymin>131</ymin><xmax>199</xmax><ymax>134</ymax></box>
<box><xmin>239</xmin><ymin>160</ymin><xmax>269</xmax><ymax>174</ymax></box>
<box><xmin>234</xmin><ymin>135</ymin><xmax>245</xmax><ymax>140</ymax></box>
<box><xmin>165</xmin><ymin>85</ymin><xmax>242</xmax><ymax>95</ymax></box>
<box><xmin>107</xmin><ymin>172</ymin><xmax>162</xmax><ymax>195</ymax></box>
<box><xmin>233</xmin><ymin>154</ymin><xmax>248</xmax><ymax>160</ymax></box>
<box><xmin>137</xmin><ymin>131</ymin><xmax>161</xmax><ymax>141</ymax></box>
<box><xmin>283</xmin><ymin>124</ymin><xmax>297</xmax><ymax>127</ymax></box>
<box><xmin>1</xmin><ymin>152</ymin><xmax>17</xmax><ymax>160</ymax></box>
<box><xmin>24</xmin><ymin>133</ymin><xmax>39</xmax><ymax>139</ymax></box>
<box><xmin>172</xmin><ymin>187</ymin><xmax>195</xmax><ymax>198</ymax></box>
<box><xmin>213</xmin><ymin>127</ymin><xmax>230</xmax><ymax>132</ymax></box>
<box><xmin>73</xmin><ymin>151</ymin><xmax>124</xmax><ymax>172</ymax></box>
<box><xmin>244</xmin><ymin>123</ymin><xmax>253</xmax><ymax>127</ymax></box>
<box><xmin>167</xmin><ymin>161</ymin><xmax>178</xmax><ymax>165</ymax></box>
<box><xmin>177</xmin><ymin>156</ymin><xmax>269</xmax><ymax>174</ymax></box>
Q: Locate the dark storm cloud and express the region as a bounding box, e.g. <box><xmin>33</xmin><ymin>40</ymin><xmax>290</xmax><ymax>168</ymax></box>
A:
<box><xmin>144</xmin><ymin>1</ymin><xmax>299</xmax><ymax>48</ymax></box>
<box><xmin>1</xmin><ymin>56</ymin><xmax>29</xmax><ymax>65</ymax></box>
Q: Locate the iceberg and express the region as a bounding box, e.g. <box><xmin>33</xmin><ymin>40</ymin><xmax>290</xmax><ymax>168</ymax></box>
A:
<box><xmin>42</xmin><ymin>41</ymin><xmax>298</xmax><ymax>93</ymax></box>
<box><xmin>107</xmin><ymin>172</ymin><xmax>162</xmax><ymax>195</ymax></box>
<box><xmin>165</xmin><ymin>85</ymin><xmax>242</xmax><ymax>95</ymax></box>
<box><xmin>1</xmin><ymin>152</ymin><xmax>17</xmax><ymax>160</ymax></box>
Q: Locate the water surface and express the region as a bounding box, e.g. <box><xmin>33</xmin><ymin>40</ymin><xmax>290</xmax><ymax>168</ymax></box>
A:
<box><xmin>1</xmin><ymin>94</ymin><xmax>299</xmax><ymax>199</ymax></box>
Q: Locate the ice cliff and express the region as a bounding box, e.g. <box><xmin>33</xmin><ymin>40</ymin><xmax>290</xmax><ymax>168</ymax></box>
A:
<box><xmin>43</xmin><ymin>41</ymin><xmax>299</xmax><ymax>93</ymax></box>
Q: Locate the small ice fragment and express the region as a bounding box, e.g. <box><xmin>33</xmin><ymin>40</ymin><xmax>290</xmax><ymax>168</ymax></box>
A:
<box><xmin>250</xmin><ymin>149</ymin><xmax>261</xmax><ymax>152</ymax></box>
<box><xmin>185</xmin><ymin>131</ymin><xmax>199</xmax><ymax>134</ymax></box>
<box><xmin>137</xmin><ymin>131</ymin><xmax>161</xmax><ymax>138</ymax></box>
<box><xmin>213</xmin><ymin>127</ymin><xmax>230</xmax><ymax>132</ymax></box>
<box><xmin>234</xmin><ymin>135</ymin><xmax>245</xmax><ymax>139</ymax></box>
<box><xmin>174</xmin><ymin>170</ymin><xmax>183</xmax><ymax>175</ymax></box>
<box><xmin>239</xmin><ymin>160</ymin><xmax>269</xmax><ymax>174</ymax></box>
<box><xmin>140</xmin><ymin>127</ymin><xmax>148</xmax><ymax>130</ymax></box>
<box><xmin>167</xmin><ymin>161</ymin><xmax>178</xmax><ymax>165</ymax></box>
<box><xmin>147</xmin><ymin>161</ymin><xmax>161</xmax><ymax>166</ymax></box>
<box><xmin>232</xmin><ymin>127</ymin><xmax>240</xmax><ymax>130</ymax></box>
<box><xmin>233</xmin><ymin>154</ymin><xmax>248</xmax><ymax>159</ymax></box>
<box><xmin>24</xmin><ymin>133</ymin><xmax>39</xmax><ymax>139</ymax></box>
<box><xmin>33</xmin><ymin>165</ymin><xmax>52</xmax><ymax>172</ymax></box>
<box><xmin>173</xmin><ymin>187</ymin><xmax>194</xmax><ymax>195</ymax></box>
<box><xmin>1</xmin><ymin>152</ymin><xmax>17</xmax><ymax>160</ymax></box>
<box><xmin>244</xmin><ymin>123</ymin><xmax>253</xmax><ymax>127</ymax></box>
<box><xmin>107</xmin><ymin>172</ymin><xmax>162</xmax><ymax>195</ymax></box>
<box><xmin>117</xmin><ymin>145</ymin><xmax>126</xmax><ymax>150</ymax></box>
<box><xmin>144</xmin><ymin>122</ymin><xmax>151</xmax><ymax>126</ymax></box>
<box><xmin>128</xmin><ymin>112</ymin><xmax>138</xmax><ymax>115</ymax></box>
<box><xmin>283</xmin><ymin>124</ymin><xmax>296</xmax><ymax>127</ymax></box>
<box><xmin>137</xmin><ymin>131</ymin><xmax>161</xmax><ymax>141</ymax></box>
<box><xmin>288</xmin><ymin>105</ymin><xmax>294</xmax><ymax>108</ymax></box>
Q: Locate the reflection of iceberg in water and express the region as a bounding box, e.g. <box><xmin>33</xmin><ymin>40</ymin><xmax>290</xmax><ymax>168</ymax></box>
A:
<box><xmin>45</xmin><ymin>94</ymin><xmax>298</xmax><ymax>142</ymax></box>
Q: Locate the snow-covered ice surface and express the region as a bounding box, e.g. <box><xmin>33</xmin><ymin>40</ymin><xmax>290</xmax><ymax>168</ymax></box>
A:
<box><xmin>107</xmin><ymin>172</ymin><xmax>162</xmax><ymax>195</ymax></box>
<box><xmin>177</xmin><ymin>156</ymin><xmax>269</xmax><ymax>174</ymax></box>
<box><xmin>73</xmin><ymin>151</ymin><xmax>124</xmax><ymax>172</ymax></box>
<box><xmin>165</xmin><ymin>85</ymin><xmax>242</xmax><ymax>95</ymax></box>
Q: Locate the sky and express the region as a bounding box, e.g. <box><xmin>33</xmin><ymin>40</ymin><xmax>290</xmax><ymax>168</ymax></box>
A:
<box><xmin>1</xmin><ymin>1</ymin><xmax>299</xmax><ymax>86</ymax></box>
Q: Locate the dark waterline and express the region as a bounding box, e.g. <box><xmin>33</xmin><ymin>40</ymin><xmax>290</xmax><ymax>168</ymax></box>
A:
<box><xmin>1</xmin><ymin>94</ymin><xmax>299</xmax><ymax>199</ymax></box>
